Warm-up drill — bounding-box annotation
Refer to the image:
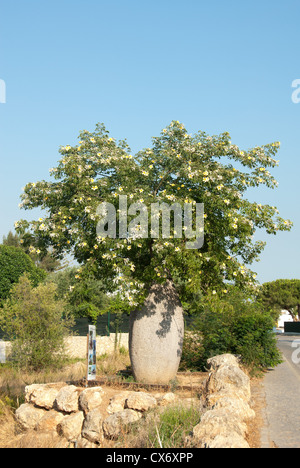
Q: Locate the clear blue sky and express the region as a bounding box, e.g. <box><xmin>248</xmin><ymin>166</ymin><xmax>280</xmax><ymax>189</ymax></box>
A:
<box><xmin>0</xmin><ymin>0</ymin><xmax>299</xmax><ymax>284</ymax></box>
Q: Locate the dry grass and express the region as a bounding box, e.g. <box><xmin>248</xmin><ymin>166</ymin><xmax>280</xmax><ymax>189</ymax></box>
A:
<box><xmin>0</xmin><ymin>351</ymin><xmax>131</xmax><ymax>400</ymax></box>
<box><xmin>97</xmin><ymin>350</ymin><xmax>131</xmax><ymax>377</ymax></box>
<box><xmin>0</xmin><ymin>397</ymin><xmax>17</xmax><ymax>448</ymax></box>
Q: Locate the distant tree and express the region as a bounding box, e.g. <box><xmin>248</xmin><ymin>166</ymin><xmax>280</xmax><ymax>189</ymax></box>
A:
<box><xmin>68</xmin><ymin>273</ymin><xmax>111</xmax><ymax>324</ymax></box>
<box><xmin>2</xmin><ymin>230</ymin><xmax>63</xmax><ymax>273</ymax></box>
<box><xmin>0</xmin><ymin>245</ymin><xmax>46</xmax><ymax>302</ymax></box>
<box><xmin>2</xmin><ymin>231</ymin><xmax>20</xmax><ymax>248</ymax></box>
<box><xmin>45</xmin><ymin>266</ymin><xmax>78</xmax><ymax>300</ymax></box>
<box><xmin>0</xmin><ymin>274</ymin><xmax>74</xmax><ymax>369</ymax></box>
<box><xmin>44</xmin><ymin>267</ymin><xmax>110</xmax><ymax>323</ymax></box>
<box><xmin>260</xmin><ymin>279</ymin><xmax>300</xmax><ymax>321</ymax></box>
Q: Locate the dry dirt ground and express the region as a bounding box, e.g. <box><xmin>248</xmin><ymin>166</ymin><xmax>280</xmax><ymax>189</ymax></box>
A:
<box><xmin>246</xmin><ymin>378</ymin><xmax>267</xmax><ymax>449</ymax></box>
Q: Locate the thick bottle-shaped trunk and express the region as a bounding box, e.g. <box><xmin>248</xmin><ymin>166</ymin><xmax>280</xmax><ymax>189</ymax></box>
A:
<box><xmin>129</xmin><ymin>281</ymin><xmax>184</xmax><ymax>385</ymax></box>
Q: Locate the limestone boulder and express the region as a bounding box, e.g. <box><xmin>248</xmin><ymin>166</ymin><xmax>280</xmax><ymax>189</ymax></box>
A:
<box><xmin>79</xmin><ymin>387</ymin><xmax>104</xmax><ymax>415</ymax></box>
<box><xmin>207</xmin><ymin>354</ymin><xmax>241</xmax><ymax>371</ymax></box>
<box><xmin>15</xmin><ymin>404</ymin><xmax>47</xmax><ymax>431</ymax></box>
<box><xmin>106</xmin><ymin>391</ymin><xmax>134</xmax><ymax>414</ymax></box>
<box><xmin>126</xmin><ymin>392</ymin><xmax>157</xmax><ymax>412</ymax></box>
<box><xmin>207</xmin><ymin>393</ymin><xmax>255</xmax><ymax>420</ymax></box>
<box><xmin>206</xmin><ymin>433</ymin><xmax>250</xmax><ymax>449</ymax></box>
<box><xmin>156</xmin><ymin>392</ymin><xmax>177</xmax><ymax>407</ymax></box>
<box><xmin>82</xmin><ymin>408</ymin><xmax>103</xmax><ymax>444</ymax></box>
<box><xmin>206</xmin><ymin>364</ymin><xmax>251</xmax><ymax>402</ymax></box>
<box><xmin>77</xmin><ymin>435</ymin><xmax>99</xmax><ymax>449</ymax></box>
<box><xmin>57</xmin><ymin>411</ymin><xmax>84</xmax><ymax>441</ymax></box>
<box><xmin>25</xmin><ymin>383</ymin><xmax>66</xmax><ymax>410</ymax></box>
<box><xmin>192</xmin><ymin>408</ymin><xmax>248</xmax><ymax>447</ymax></box>
<box><xmin>103</xmin><ymin>409</ymin><xmax>142</xmax><ymax>439</ymax></box>
<box><xmin>35</xmin><ymin>410</ymin><xmax>65</xmax><ymax>433</ymax></box>
<box><xmin>54</xmin><ymin>385</ymin><xmax>82</xmax><ymax>413</ymax></box>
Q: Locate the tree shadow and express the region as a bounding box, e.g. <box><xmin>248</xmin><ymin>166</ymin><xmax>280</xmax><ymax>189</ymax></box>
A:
<box><xmin>129</xmin><ymin>280</ymin><xmax>184</xmax><ymax>359</ymax></box>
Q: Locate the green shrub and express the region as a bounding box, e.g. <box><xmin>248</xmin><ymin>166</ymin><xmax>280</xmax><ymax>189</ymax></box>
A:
<box><xmin>0</xmin><ymin>245</ymin><xmax>46</xmax><ymax>302</ymax></box>
<box><xmin>181</xmin><ymin>290</ymin><xmax>282</xmax><ymax>374</ymax></box>
<box><xmin>0</xmin><ymin>275</ymin><xmax>74</xmax><ymax>370</ymax></box>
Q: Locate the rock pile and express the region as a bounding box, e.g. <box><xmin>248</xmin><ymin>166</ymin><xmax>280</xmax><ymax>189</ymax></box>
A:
<box><xmin>15</xmin><ymin>383</ymin><xmax>177</xmax><ymax>448</ymax></box>
<box><xmin>191</xmin><ymin>354</ymin><xmax>255</xmax><ymax>448</ymax></box>
<box><xmin>14</xmin><ymin>353</ymin><xmax>255</xmax><ymax>448</ymax></box>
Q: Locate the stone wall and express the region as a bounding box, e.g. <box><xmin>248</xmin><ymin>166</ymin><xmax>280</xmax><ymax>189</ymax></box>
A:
<box><xmin>190</xmin><ymin>354</ymin><xmax>255</xmax><ymax>448</ymax></box>
<box><xmin>15</xmin><ymin>383</ymin><xmax>178</xmax><ymax>448</ymax></box>
<box><xmin>1</xmin><ymin>334</ymin><xmax>129</xmax><ymax>362</ymax></box>
<box><xmin>65</xmin><ymin>334</ymin><xmax>129</xmax><ymax>359</ymax></box>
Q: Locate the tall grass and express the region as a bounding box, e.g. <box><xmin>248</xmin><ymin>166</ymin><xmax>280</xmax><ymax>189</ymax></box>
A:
<box><xmin>122</xmin><ymin>403</ymin><xmax>200</xmax><ymax>448</ymax></box>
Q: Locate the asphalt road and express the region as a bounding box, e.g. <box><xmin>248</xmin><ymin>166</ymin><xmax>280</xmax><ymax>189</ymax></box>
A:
<box><xmin>261</xmin><ymin>335</ymin><xmax>300</xmax><ymax>448</ymax></box>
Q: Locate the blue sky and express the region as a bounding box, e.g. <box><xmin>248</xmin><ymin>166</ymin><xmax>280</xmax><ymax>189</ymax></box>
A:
<box><xmin>0</xmin><ymin>0</ymin><xmax>299</xmax><ymax>284</ymax></box>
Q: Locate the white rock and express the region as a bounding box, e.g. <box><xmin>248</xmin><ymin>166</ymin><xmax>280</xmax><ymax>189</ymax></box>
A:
<box><xmin>207</xmin><ymin>393</ymin><xmax>255</xmax><ymax>420</ymax></box>
<box><xmin>55</xmin><ymin>385</ymin><xmax>82</xmax><ymax>413</ymax></box>
<box><xmin>206</xmin><ymin>433</ymin><xmax>250</xmax><ymax>449</ymax></box>
<box><xmin>15</xmin><ymin>404</ymin><xmax>47</xmax><ymax>431</ymax></box>
<box><xmin>156</xmin><ymin>392</ymin><xmax>177</xmax><ymax>406</ymax></box>
<box><xmin>25</xmin><ymin>383</ymin><xmax>66</xmax><ymax>410</ymax></box>
<box><xmin>207</xmin><ymin>354</ymin><xmax>241</xmax><ymax>371</ymax></box>
<box><xmin>106</xmin><ymin>391</ymin><xmax>134</xmax><ymax>414</ymax></box>
<box><xmin>206</xmin><ymin>365</ymin><xmax>251</xmax><ymax>402</ymax></box>
<box><xmin>126</xmin><ymin>392</ymin><xmax>157</xmax><ymax>412</ymax></box>
<box><xmin>35</xmin><ymin>410</ymin><xmax>65</xmax><ymax>433</ymax></box>
<box><xmin>103</xmin><ymin>409</ymin><xmax>142</xmax><ymax>439</ymax></box>
<box><xmin>193</xmin><ymin>408</ymin><xmax>248</xmax><ymax>445</ymax></box>
<box><xmin>57</xmin><ymin>411</ymin><xmax>85</xmax><ymax>441</ymax></box>
<box><xmin>79</xmin><ymin>387</ymin><xmax>104</xmax><ymax>415</ymax></box>
<box><xmin>82</xmin><ymin>408</ymin><xmax>103</xmax><ymax>444</ymax></box>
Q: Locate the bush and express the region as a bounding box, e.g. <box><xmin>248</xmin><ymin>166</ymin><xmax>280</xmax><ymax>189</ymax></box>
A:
<box><xmin>0</xmin><ymin>245</ymin><xmax>46</xmax><ymax>302</ymax></box>
<box><xmin>0</xmin><ymin>275</ymin><xmax>74</xmax><ymax>370</ymax></box>
<box><xmin>180</xmin><ymin>290</ymin><xmax>282</xmax><ymax>374</ymax></box>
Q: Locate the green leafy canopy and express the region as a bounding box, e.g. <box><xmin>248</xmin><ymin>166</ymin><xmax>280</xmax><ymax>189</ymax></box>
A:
<box><xmin>15</xmin><ymin>121</ymin><xmax>292</xmax><ymax>309</ymax></box>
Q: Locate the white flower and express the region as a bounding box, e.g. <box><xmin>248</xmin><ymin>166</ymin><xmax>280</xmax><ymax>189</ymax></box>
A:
<box><xmin>39</xmin><ymin>223</ymin><xmax>48</xmax><ymax>231</ymax></box>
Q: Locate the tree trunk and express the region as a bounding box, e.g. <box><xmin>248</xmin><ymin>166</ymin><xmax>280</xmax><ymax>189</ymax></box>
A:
<box><xmin>129</xmin><ymin>280</ymin><xmax>184</xmax><ymax>385</ymax></box>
